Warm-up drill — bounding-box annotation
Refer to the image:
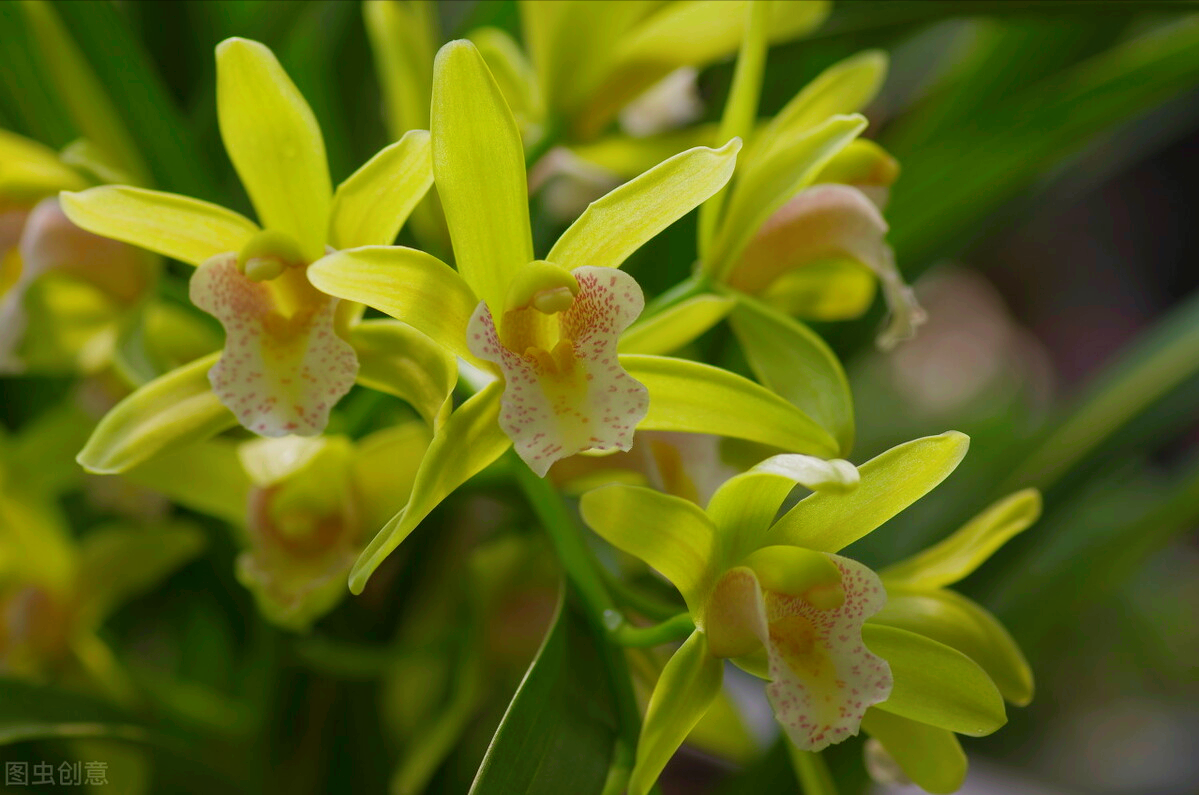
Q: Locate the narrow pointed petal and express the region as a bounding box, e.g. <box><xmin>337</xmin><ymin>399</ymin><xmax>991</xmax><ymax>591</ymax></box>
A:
<box><xmin>579</xmin><ymin>484</ymin><xmax>719</xmax><ymax>615</ymax></box>
<box><xmin>61</xmin><ymin>186</ymin><xmax>258</xmax><ymax>266</ymax></box>
<box><xmin>760</xmin><ymin>556</ymin><xmax>892</xmax><ymax>751</ymax></box>
<box><xmin>728</xmin><ymin>294</ymin><xmax>854</xmax><ymax>454</ymax></box>
<box><xmin>329</xmin><ymin>130</ymin><xmax>434</xmax><ymax>249</ymax></box>
<box><xmin>619</xmin><ymin>295</ymin><xmax>734</xmax><ymax>356</ymax></box>
<box><xmin>628</xmin><ymin>631</ymin><xmax>724</xmax><ymax>795</ymax></box>
<box><xmin>881</xmin><ymin>489</ymin><xmax>1041</xmax><ymax>590</ymax></box>
<box><xmin>766</xmin><ymin>432</ymin><xmax>969</xmax><ymax>552</ymax></box>
<box><xmin>216</xmin><ymin>38</ymin><xmax>331</xmax><ymax>262</ymax></box>
<box><xmin>862</xmin><ymin>624</ymin><xmax>1006</xmax><ymax>736</ymax></box>
<box><xmin>469</xmin><ymin>266</ymin><xmax>648</xmax><ymax>476</ymax></box>
<box><xmin>349</xmin><ymin>382</ymin><xmax>510</xmax><ymax>594</ymax></box>
<box><xmin>432</xmin><ymin>39</ymin><xmax>533</xmax><ymax>315</ymax></box>
<box><xmin>623</xmin><ymin>354</ymin><xmax>840</xmax><ymax>458</ymax></box>
<box><xmin>77</xmin><ymin>354</ymin><xmax>239</xmax><ymax>474</ymax></box>
<box><xmin>728</xmin><ymin>185</ymin><xmax>926</xmax><ymax>350</ymax></box>
<box><xmin>862</xmin><ymin>710</ymin><xmax>967</xmax><ymax>795</ymax></box>
<box><xmin>190</xmin><ymin>254</ymin><xmax>358</xmax><ymax>436</ymax></box>
<box><xmin>548</xmin><ymin>139</ymin><xmax>741</xmax><ymax>271</ymax></box>
<box><xmin>0</xmin><ymin>129</ymin><xmax>87</xmax><ymax>196</ymax></box>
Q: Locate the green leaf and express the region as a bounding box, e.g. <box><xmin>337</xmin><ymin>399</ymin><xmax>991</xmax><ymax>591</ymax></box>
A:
<box><xmin>431</xmin><ymin>39</ymin><xmax>532</xmax><ymax>318</ymax></box>
<box><xmin>728</xmin><ymin>293</ymin><xmax>854</xmax><ymax>454</ymax></box>
<box><xmin>623</xmin><ymin>354</ymin><xmax>840</xmax><ymax>458</ymax></box>
<box><xmin>620</xmin><ymin>294</ymin><xmax>734</xmax><ymax>356</ymax></box>
<box><xmin>307</xmin><ymin>245</ymin><xmax>480</xmax><ymax>364</ymax></box>
<box><xmin>470</xmin><ymin>593</ymin><xmax>619</xmax><ymax>795</ymax></box>
<box><xmin>549</xmin><ymin>139</ymin><xmax>741</xmax><ymax>271</ymax></box>
<box><xmin>580</xmin><ymin>485</ymin><xmax>719</xmax><ymax>616</ymax></box>
<box><xmin>329</xmin><ymin>129</ymin><xmax>433</xmax><ymax>249</ymax></box>
<box><xmin>863</xmin><ymin>624</ymin><xmax>1006</xmax><ymax>737</ymax></box>
<box><xmin>882</xmin><ymin>489</ymin><xmax>1041</xmax><ymax>589</ymax></box>
<box><xmin>0</xmin><ymin>2</ymin><xmax>75</xmax><ymax>147</ymax></box>
<box><xmin>363</xmin><ymin>0</ymin><xmax>438</xmax><ymax>136</ymax></box>
<box><xmin>765</xmin><ymin>432</ymin><xmax>969</xmax><ymax>552</ymax></box>
<box><xmin>628</xmin><ymin>631</ymin><xmax>724</xmax><ymax>795</ymax></box>
<box><xmin>61</xmin><ymin>186</ymin><xmax>259</xmax><ymax>267</ymax></box>
<box><xmin>348</xmin><ymin>319</ymin><xmax>456</xmax><ymax>428</ymax></box>
<box><xmin>349</xmin><ymin>381</ymin><xmax>509</xmax><ymax>594</ymax></box>
<box><xmin>77</xmin><ymin>354</ymin><xmax>238</xmax><ymax>474</ymax></box>
<box><xmin>216</xmin><ymin>37</ymin><xmax>331</xmax><ymax>262</ymax></box>
<box><xmin>872</xmin><ymin>590</ymin><xmax>1034</xmax><ymax>707</ymax></box>
<box><xmin>861</xmin><ymin>709</ymin><xmax>966</xmax><ymax>795</ymax></box>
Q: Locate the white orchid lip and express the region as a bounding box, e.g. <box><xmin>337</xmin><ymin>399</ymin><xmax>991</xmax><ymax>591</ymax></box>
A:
<box><xmin>469</xmin><ymin>265</ymin><xmax>649</xmax><ymax>476</ymax></box>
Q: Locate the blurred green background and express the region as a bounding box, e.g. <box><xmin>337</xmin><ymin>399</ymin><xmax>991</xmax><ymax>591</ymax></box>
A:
<box><xmin>2</xmin><ymin>1</ymin><xmax>1198</xmax><ymax>793</ymax></box>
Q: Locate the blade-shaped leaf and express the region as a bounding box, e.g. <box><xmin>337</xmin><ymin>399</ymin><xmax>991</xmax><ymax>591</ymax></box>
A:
<box><xmin>77</xmin><ymin>354</ymin><xmax>238</xmax><ymax>474</ymax></box>
<box><xmin>623</xmin><ymin>354</ymin><xmax>840</xmax><ymax>458</ymax></box>
<box><xmin>349</xmin><ymin>382</ymin><xmax>509</xmax><ymax>593</ymax></box>
<box><xmin>470</xmin><ymin>592</ymin><xmax>618</xmax><ymax>795</ymax></box>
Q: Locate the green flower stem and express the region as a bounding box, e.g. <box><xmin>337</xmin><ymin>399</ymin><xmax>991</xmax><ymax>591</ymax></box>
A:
<box><xmin>612</xmin><ymin>613</ymin><xmax>696</xmax><ymax>648</ymax></box>
<box><xmin>513</xmin><ymin>458</ymin><xmax>644</xmax><ymax>791</ymax></box>
<box><xmin>788</xmin><ymin>745</ymin><xmax>838</xmax><ymax>795</ymax></box>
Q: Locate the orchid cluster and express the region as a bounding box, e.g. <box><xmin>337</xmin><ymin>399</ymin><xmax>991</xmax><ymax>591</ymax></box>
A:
<box><xmin>1</xmin><ymin>1</ymin><xmax>1046</xmax><ymax>793</ymax></box>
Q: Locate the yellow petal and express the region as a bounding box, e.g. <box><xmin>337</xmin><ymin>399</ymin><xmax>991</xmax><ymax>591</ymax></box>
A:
<box><xmin>329</xmin><ymin>130</ymin><xmax>433</xmax><ymax>249</ymax></box>
<box><xmin>349</xmin><ymin>319</ymin><xmax>457</xmax><ymax>429</ymax></box>
<box><xmin>0</xmin><ymin>129</ymin><xmax>86</xmax><ymax>198</ymax></box>
<box><xmin>431</xmin><ymin>39</ymin><xmax>532</xmax><ymax>317</ymax></box>
<box><xmin>548</xmin><ymin>139</ymin><xmax>741</xmax><ymax>271</ymax></box>
<box><xmin>216</xmin><ymin>37</ymin><xmax>331</xmax><ymax>262</ymax></box>
<box><xmin>60</xmin><ymin>186</ymin><xmax>258</xmax><ymax>266</ymax></box>
<box><xmin>619</xmin><ymin>294</ymin><xmax>734</xmax><ymax>356</ymax></box>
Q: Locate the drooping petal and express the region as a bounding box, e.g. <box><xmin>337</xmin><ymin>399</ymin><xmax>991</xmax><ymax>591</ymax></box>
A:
<box><xmin>761</xmin><ymin>555</ymin><xmax>891</xmax><ymax>751</ymax></box>
<box><xmin>216</xmin><ymin>38</ymin><xmax>331</xmax><ymax>262</ymax></box>
<box><xmin>469</xmin><ymin>266</ymin><xmax>648</xmax><ymax>476</ymax></box>
<box><xmin>727</xmin><ymin>184</ymin><xmax>926</xmax><ymax>350</ymax></box>
<box><xmin>190</xmin><ymin>254</ymin><xmax>358</xmax><ymax>436</ymax></box>
<box><xmin>348</xmin><ymin>320</ymin><xmax>457</xmax><ymax>429</ymax></box>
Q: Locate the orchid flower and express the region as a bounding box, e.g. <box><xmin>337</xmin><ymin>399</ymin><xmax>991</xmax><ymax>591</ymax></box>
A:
<box><xmin>62</xmin><ymin>38</ymin><xmax>444</xmax><ymax>473</ymax></box>
<box><xmin>581</xmin><ymin>431</ymin><xmax>1015</xmax><ymax>794</ymax></box>
<box><xmin>308</xmin><ymin>40</ymin><xmax>845</xmax><ymax>593</ymax></box>
<box><xmin>0</xmin><ymin>130</ymin><xmax>154</xmax><ymax>375</ymax></box>
<box><xmin>861</xmin><ymin>488</ymin><xmax>1040</xmax><ymax>793</ymax></box>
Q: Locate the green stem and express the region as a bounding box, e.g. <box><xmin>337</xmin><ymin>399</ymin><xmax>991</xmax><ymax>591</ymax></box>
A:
<box><xmin>788</xmin><ymin>746</ymin><xmax>838</xmax><ymax>795</ymax></box>
<box><xmin>612</xmin><ymin>614</ymin><xmax>695</xmax><ymax>648</ymax></box>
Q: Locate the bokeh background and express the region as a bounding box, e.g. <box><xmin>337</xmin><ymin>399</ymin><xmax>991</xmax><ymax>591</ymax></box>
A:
<box><xmin>2</xmin><ymin>2</ymin><xmax>1198</xmax><ymax>794</ymax></box>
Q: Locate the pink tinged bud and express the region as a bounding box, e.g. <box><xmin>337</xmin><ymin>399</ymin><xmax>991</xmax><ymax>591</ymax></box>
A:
<box><xmin>468</xmin><ymin>265</ymin><xmax>649</xmax><ymax>477</ymax></box>
<box><xmin>190</xmin><ymin>253</ymin><xmax>358</xmax><ymax>437</ymax></box>
<box><xmin>728</xmin><ymin>184</ymin><xmax>926</xmax><ymax>349</ymax></box>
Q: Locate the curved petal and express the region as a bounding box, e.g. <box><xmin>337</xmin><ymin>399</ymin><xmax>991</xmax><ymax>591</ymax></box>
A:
<box><xmin>548</xmin><ymin>139</ymin><xmax>741</xmax><ymax>271</ymax></box>
<box><xmin>862</xmin><ymin>624</ymin><xmax>1006</xmax><ymax>736</ymax></box>
<box><xmin>766</xmin><ymin>432</ymin><xmax>969</xmax><ymax>552</ymax></box>
<box><xmin>469</xmin><ymin>266</ymin><xmax>648</xmax><ymax>476</ymax></box>
<box><xmin>77</xmin><ymin>354</ymin><xmax>239</xmax><ymax>474</ymax></box>
<box><xmin>349</xmin><ymin>320</ymin><xmax>457</xmax><ymax>429</ymax></box>
<box><xmin>628</xmin><ymin>631</ymin><xmax>724</xmax><ymax>795</ymax></box>
<box><xmin>306</xmin><ymin>246</ymin><xmax>479</xmax><ymax>363</ymax></box>
<box><xmin>881</xmin><ymin>489</ymin><xmax>1041</xmax><ymax>590</ymax></box>
<box><xmin>861</xmin><ymin>709</ymin><xmax>966</xmax><ymax>795</ymax></box>
<box><xmin>216</xmin><ymin>37</ymin><xmax>331</xmax><ymax>262</ymax></box>
<box><xmin>60</xmin><ymin>186</ymin><xmax>258</xmax><ymax>266</ymax></box>
<box><xmin>579</xmin><ymin>484</ymin><xmax>719</xmax><ymax>616</ymax></box>
<box><xmin>190</xmin><ymin>254</ymin><xmax>358</xmax><ymax>436</ymax></box>
<box><xmin>623</xmin><ymin>354</ymin><xmax>840</xmax><ymax>458</ymax></box>
<box><xmin>619</xmin><ymin>294</ymin><xmax>734</xmax><ymax>356</ymax></box>
<box><xmin>329</xmin><ymin>130</ymin><xmax>434</xmax><ymax>249</ymax></box>
<box><xmin>759</xmin><ymin>556</ymin><xmax>892</xmax><ymax>751</ymax></box>
<box><xmin>349</xmin><ymin>382</ymin><xmax>510</xmax><ymax>594</ymax></box>
<box><xmin>431</xmin><ymin>39</ymin><xmax>532</xmax><ymax>317</ymax></box>
<box><xmin>727</xmin><ymin>184</ymin><xmax>925</xmax><ymax>350</ymax></box>
<box><xmin>0</xmin><ymin>129</ymin><xmax>87</xmax><ymax>196</ymax></box>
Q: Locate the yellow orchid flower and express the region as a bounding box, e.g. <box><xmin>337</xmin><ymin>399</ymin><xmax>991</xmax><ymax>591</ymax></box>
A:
<box><xmin>0</xmin><ymin>129</ymin><xmax>154</xmax><ymax>375</ymax></box>
<box><xmin>309</xmin><ymin>40</ymin><xmax>846</xmax><ymax>593</ymax></box>
<box><xmin>61</xmin><ymin>37</ymin><xmax>438</xmax><ymax>452</ymax></box>
<box><xmin>579</xmin><ymin>432</ymin><xmax>1014</xmax><ymax>794</ymax></box>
